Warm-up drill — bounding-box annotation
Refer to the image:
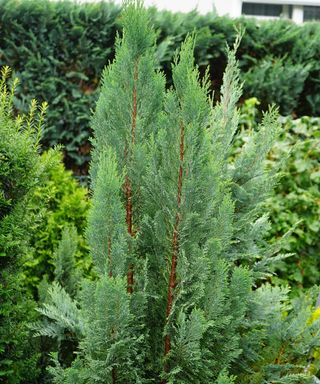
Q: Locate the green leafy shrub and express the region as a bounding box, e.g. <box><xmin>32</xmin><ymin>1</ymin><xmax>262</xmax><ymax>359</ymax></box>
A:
<box><xmin>269</xmin><ymin>116</ymin><xmax>320</xmax><ymax>289</ymax></box>
<box><xmin>35</xmin><ymin>4</ymin><xmax>320</xmax><ymax>383</ymax></box>
<box><xmin>24</xmin><ymin>151</ymin><xmax>90</xmax><ymax>295</ymax></box>
<box><xmin>1</xmin><ymin>0</ymin><xmax>320</xmax><ymax>172</ymax></box>
<box><xmin>0</xmin><ymin>67</ymin><xmax>57</xmax><ymax>383</ymax></box>
<box><xmin>239</xmin><ymin>98</ymin><xmax>320</xmax><ymax>290</ymax></box>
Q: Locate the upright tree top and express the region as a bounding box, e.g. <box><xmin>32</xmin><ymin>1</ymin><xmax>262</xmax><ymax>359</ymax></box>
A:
<box><xmin>119</xmin><ymin>0</ymin><xmax>157</xmax><ymax>57</ymax></box>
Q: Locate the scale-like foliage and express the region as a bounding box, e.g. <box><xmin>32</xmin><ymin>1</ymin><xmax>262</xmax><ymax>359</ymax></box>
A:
<box><xmin>33</xmin><ymin>282</ymin><xmax>83</xmax><ymax>342</ymax></box>
<box><xmin>87</xmin><ymin>150</ymin><xmax>128</xmax><ymax>277</ymax></box>
<box><xmin>53</xmin><ymin>225</ymin><xmax>80</xmax><ymax>297</ymax></box>
<box><xmin>36</xmin><ymin>2</ymin><xmax>320</xmax><ymax>383</ymax></box>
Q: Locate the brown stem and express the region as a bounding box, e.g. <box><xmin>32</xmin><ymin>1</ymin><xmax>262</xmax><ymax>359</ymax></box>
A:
<box><xmin>163</xmin><ymin>122</ymin><xmax>185</xmax><ymax>375</ymax></box>
<box><xmin>125</xmin><ymin>61</ymin><xmax>139</xmax><ymax>294</ymax></box>
<box><xmin>112</xmin><ymin>367</ymin><xmax>117</xmax><ymax>384</ymax></box>
<box><xmin>274</xmin><ymin>345</ymin><xmax>285</xmax><ymax>365</ymax></box>
<box><xmin>125</xmin><ymin>175</ymin><xmax>134</xmax><ymax>294</ymax></box>
<box><xmin>127</xmin><ymin>267</ymin><xmax>134</xmax><ymax>295</ymax></box>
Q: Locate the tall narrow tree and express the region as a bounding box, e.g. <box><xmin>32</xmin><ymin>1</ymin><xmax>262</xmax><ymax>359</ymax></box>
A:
<box><xmin>37</xmin><ymin>2</ymin><xmax>320</xmax><ymax>383</ymax></box>
<box><xmin>90</xmin><ymin>0</ymin><xmax>165</xmax><ymax>294</ymax></box>
<box><xmin>141</xmin><ymin>34</ymin><xmax>254</xmax><ymax>383</ymax></box>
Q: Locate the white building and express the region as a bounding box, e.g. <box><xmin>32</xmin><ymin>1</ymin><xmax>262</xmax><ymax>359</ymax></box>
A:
<box><xmin>214</xmin><ymin>0</ymin><xmax>320</xmax><ymax>23</ymax></box>
<box><xmin>80</xmin><ymin>0</ymin><xmax>320</xmax><ymax>23</ymax></box>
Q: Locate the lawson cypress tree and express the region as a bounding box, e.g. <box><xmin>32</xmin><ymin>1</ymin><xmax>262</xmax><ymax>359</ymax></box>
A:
<box><xmin>37</xmin><ymin>2</ymin><xmax>320</xmax><ymax>383</ymax></box>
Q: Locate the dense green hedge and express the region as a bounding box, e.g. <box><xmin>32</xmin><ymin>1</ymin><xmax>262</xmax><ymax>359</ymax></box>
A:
<box><xmin>0</xmin><ymin>0</ymin><xmax>121</xmax><ymax>174</ymax></box>
<box><xmin>1</xmin><ymin>0</ymin><xmax>320</xmax><ymax>172</ymax></box>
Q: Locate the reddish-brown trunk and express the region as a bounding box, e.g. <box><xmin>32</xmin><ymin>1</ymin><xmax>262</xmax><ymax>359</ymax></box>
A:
<box><xmin>125</xmin><ymin>61</ymin><xmax>139</xmax><ymax>294</ymax></box>
<box><xmin>125</xmin><ymin>175</ymin><xmax>134</xmax><ymax>294</ymax></box>
<box><xmin>163</xmin><ymin>122</ymin><xmax>185</xmax><ymax>376</ymax></box>
<box><xmin>127</xmin><ymin>266</ymin><xmax>134</xmax><ymax>294</ymax></box>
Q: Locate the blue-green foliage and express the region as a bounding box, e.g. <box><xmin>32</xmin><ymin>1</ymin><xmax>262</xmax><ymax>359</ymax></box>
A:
<box><xmin>236</xmin><ymin>285</ymin><xmax>320</xmax><ymax>383</ymax></box>
<box><xmin>35</xmin><ymin>3</ymin><xmax>320</xmax><ymax>383</ymax></box>
<box><xmin>87</xmin><ymin>150</ymin><xmax>128</xmax><ymax>277</ymax></box>
<box><xmin>32</xmin><ymin>224</ymin><xmax>84</xmax><ymax>380</ymax></box>
<box><xmin>53</xmin><ymin>225</ymin><xmax>80</xmax><ymax>298</ymax></box>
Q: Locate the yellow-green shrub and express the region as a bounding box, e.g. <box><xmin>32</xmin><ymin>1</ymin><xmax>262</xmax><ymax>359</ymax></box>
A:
<box><xmin>24</xmin><ymin>151</ymin><xmax>91</xmax><ymax>295</ymax></box>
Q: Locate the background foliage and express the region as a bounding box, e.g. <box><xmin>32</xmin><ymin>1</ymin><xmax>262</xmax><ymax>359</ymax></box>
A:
<box><xmin>1</xmin><ymin>0</ymin><xmax>320</xmax><ymax>172</ymax></box>
<box><xmin>239</xmin><ymin>99</ymin><xmax>320</xmax><ymax>290</ymax></box>
<box><xmin>0</xmin><ymin>67</ymin><xmax>55</xmax><ymax>383</ymax></box>
<box><xmin>24</xmin><ymin>151</ymin><xmax>90</xmax><ymax>296</ymax></box>
<box><xmin>269</xmin><ymin>116</ymin><xmax>320</xmax><ymax>290</ymax></box>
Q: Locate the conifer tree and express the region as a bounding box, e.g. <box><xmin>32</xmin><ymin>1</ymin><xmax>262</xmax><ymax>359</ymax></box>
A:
<box><xmin>0</xmin><ymin>66</ymin><xmax>56</xmax><ymax>382</ymax></box>
<box><xmin>33</xmin><ymin>225</ymin><xmax>81</xmax><ymax>372</ymax></box>
<box><xmin>38</xmin><ymin>2</ymin><xmax>320</xmax><ymax>383</ymax></box>
<box><xmin>53</xmin><ymin>225</ymin><xmax>79</xmax><ymax>298</ymax></box>
<box><xmin>90</xmin><ymin>0</ymin><xmax>165</xmax><ymax>295</ymax></box>
<box><xmin>141</xmin><ymin>33</ymin><xmax>254</xmax><ymax>383</ymax></box>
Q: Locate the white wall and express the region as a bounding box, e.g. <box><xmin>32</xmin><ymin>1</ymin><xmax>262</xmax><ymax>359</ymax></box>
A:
<box><xmin>111</xmin><ymin>0</ymin><xmax>216</xmax><ymax>14</ymax></box>
<box><xmin>213</xmin><ymin>0</ymin><xmax>242</xmax><ymax>17</ymax></box>
<box><xmin>213</xmin><ymin>0</ymin><xmax>320</xmax><ymax>23</ymax></box>
<box><xmin>76</xmin><ymin>0</ymin><xmax>320</xmax><ymax>22</ymax></box>
<box><xmin>244</xmin><ymin>0</ymin><xmax>320</xmax><ymax>4</ymax></box>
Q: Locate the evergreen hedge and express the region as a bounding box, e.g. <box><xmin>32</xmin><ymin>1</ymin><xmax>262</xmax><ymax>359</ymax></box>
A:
<box><xmin>1</xmin><ymin>0</ymin><xmax>320</xmax><ymax>173</ymax></box>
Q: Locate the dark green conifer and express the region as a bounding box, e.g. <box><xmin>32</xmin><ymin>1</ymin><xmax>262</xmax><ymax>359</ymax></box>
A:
<box><xmin>0</xmin><ymin>66</ymin><xmax>56</xmax><ymax>383</ymax></box>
